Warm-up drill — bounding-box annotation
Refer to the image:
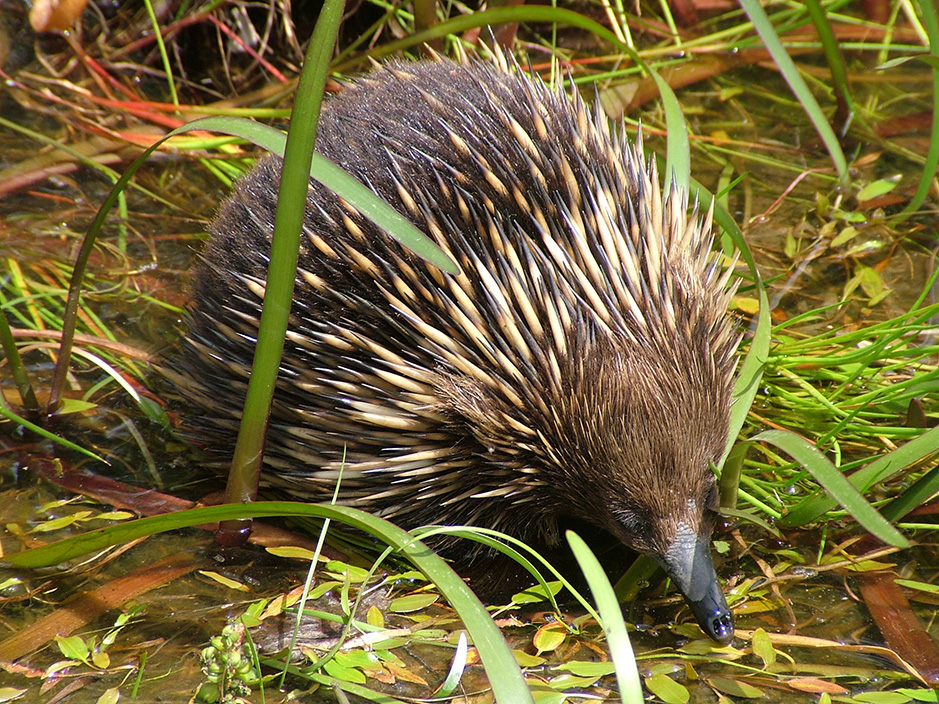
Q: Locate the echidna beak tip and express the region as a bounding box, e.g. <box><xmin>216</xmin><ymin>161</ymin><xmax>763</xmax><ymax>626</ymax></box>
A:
<box><xmin>661</xmin><ymin>526</ymin><xmax>735</xmax><ymax>644</ymax></box>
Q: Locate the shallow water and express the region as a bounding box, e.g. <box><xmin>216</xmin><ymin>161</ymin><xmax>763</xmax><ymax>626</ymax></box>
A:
<box><xmin>1</xmin><ymin>24</ymin><xmax>938</xmax><ymax>704</ymax></box>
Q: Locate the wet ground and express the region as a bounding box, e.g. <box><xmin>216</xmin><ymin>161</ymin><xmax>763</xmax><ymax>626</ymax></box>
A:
<box><xmin>1</xmin><ymin>18</ymin><xmax>939</xmax><ymax>703</ymax></box>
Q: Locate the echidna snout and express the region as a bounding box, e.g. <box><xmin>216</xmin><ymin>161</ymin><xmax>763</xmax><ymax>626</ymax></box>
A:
<box><xmin>164</xmin><ymin>55</ymin><xmax>740</xmax><ymax>643</ymax></box>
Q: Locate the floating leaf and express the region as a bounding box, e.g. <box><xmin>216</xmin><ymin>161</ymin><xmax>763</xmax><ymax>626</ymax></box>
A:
<box><xmin>554</xmin><ymin>661</ymin><xmax>615</xmax><ymax>678</ymax></box>
<box><xmin>93</xmin><ymin>512</ymin><xmax>135</xmax><ymax>522</ymax></box>
<box><xmin>546</xmin><ymin>674</ymin><xmax>597</xmax><ymax>690</ymax></box>
<box><xmin>896</xmin><ymin>688</ymin><xmax>939</xmax><ymax>702</ymax></box>
<box><xmin>708</xmin><ymin>676</ymin><xmax>765</xmax><ymax>698</ymax></box>
<box><xmin>533</xmin><ymin>623</ymin><xmax>567</xmax><ymax>653</ymax></box>
<box><xmin>335</xmin><ymin>650</ymin><xmax>381</xmax><ymax>670</ymax></box>
<box><xmin>514</xmin><ymin>650</ymin><xmax>546</xmax><ymax>667</ymax></box>
<box><xmin>56</xmin><ymin>398</ymin><xmax>97</xmax><ymax>415</ymax></box>
<box><xmin>645</xmin><ymin>673</ymin><xmax>690</xmax><ymax>704</ymax></box>
<box><xmin>512</xmin><ymin>581</ymin><xmax>563</xmax><ymax>604</ymax></box>
<box><xmin>857</xmin><ymin>177</ymin><xmax>899</xmax><ymax>202</ymax></box>
<box><xmin>55</xmin><ymin>635</ymin><xmax>89</xmax><ymax>662</ymax></box>
<box><xmin>731</xmin><ymin>296</ymin><xmax>760</xmax><ymax>315</ymax></box>
<box><xmin>529</xmin><ymin>686</ymin><xmax>567</xmax><ymax>704</ymax></box>
<box><xmin>852</xmin><ymin>693</ymin><xmax>912</xmax><ymax>704</ymax></box>
<box><xmin>265</xmin><ymin>545</ymin><xmax>318</xmax><ymax>560</ymax></box>
<box><xmin>366</xmin><ymin>605</ymin><xmax>384</xmax><ymax>628</ymax></box>
<box><xmin>322</xmin><ymin>659</ymin><xmax>366</xmax><ymax>684</ymax></box>
<box><xmin>198</xmin><ymin>571</ymin><xmax>249</xmax><ymax>592</ymax></box>
<box><xmin>830</xmin><ymin>226</ymin><xmax>859</xmax><ymax>247</ymax></box>
<box><xmin>751</xmin><ymin>628</ymin><xmax>776</xmax><ymax>667</ymax></box>
<box><xmin>95</xmin><ymin>688</ymin><xmax>120</xmax><ymax>704</ymax></box>
<box><xmin>325</xmin><ymin>560</ymin><xmax>370</xmax><ymax>582</ymax></box>
<box><xmin>894</xmin><ymin>579</ymin><xmax>939</xmax><ymax>595</ymax></box>
<box><xmin>787</xmin><ymin>678</ymin><xmax>848</xmax><ymax>694</ymax></box>
<box><xmin>388</xmin><ymin>593</ymin><xmax>438</xmax><ymax>613</ymax></box>
<box><xmin>34</xmin><ymin>511</ymin><xmax>93</xmax><ymax>533</ymax></box>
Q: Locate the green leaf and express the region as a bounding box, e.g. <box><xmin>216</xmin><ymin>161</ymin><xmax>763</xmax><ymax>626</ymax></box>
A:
<box><xmin>512</xmin><ymin>581</ymin><xmax>563</xmax><ymax>604</ymax></box>
<box><xmin>94</xmin><ymin>688</ymin><xmax>120</xmax><ymax>704</ymax></box>
<box><xmin>533</xmin><ymin>625</ymin><xmax>567</xmax><ymax>653</ymax></box>
<box><xmin>56</xmin><ymin>398</ymin><xmax>97</xmax><ymax>415</ymax></box>
<box><xmin>335</xmin><ymin>651</ymin><xmax>380</xmax><ymax>669</ymax></box>
<box><xmin>55</xmin><ymin>635</ymin><xmax>89</xmax><ymax>661</ymax></box>
<box><xmin>366</xmin><ymin>605</ymin><xmax>384</xmax><ymax>628</ymax></box>
<box><xmin>322</xmin><ymin>659</ymin><xmax>366</xmax><ymax>684</ymax></box>
<box><xmin>893</xmin><ymin>579</ymin><xmax>939</xmax><ymax>595</ymax></box>
<box><xmin>514</xmin><ymin>650</ymin><xmax>546</xmax><ymax>667</ymax></box>
<box><xmin>548</xmin><ymin>674</ymin><xmax>598</xmax><ymax>689</ymax></box>
<box><xmin>895</xmin><ymin>688</ymin><xmax>939</xmax><ymax>702</ymax></box>
<box><xmin>325</xmin><ymin>560</ymin><xmax>370</xmax><ymax>582</ymax></box>
<box><xmin>554</xmin><ymin>661</ymin><xmax>616</xmax><ymax>678</ymax></box>
<box><xmin>751</xmin><ymin>628</ymin><xmax>776</xmax><ymax>668</ymax></box>
<box><xmin>857</xmin><ymin>178</ymin><xmax>899</xmax><ymax>202</ymax></box>
<box><xmin>645</xmin><ymin>673</ymin><xmax>690</xmax><ymax>704</ymax></box>
<box><xmin>529</xmin><ymin>686</ymin><xmax>568</xmax><ymax>704</ymax></box>
<box><xmin>388</xmin><ymin>593</ymin><xmax>438</xmax><ymax>613</ymax></box>
<box><xmin>33</xmin><ymin>511</ymin><xmax>93</xmax><ymax>533</ymax></box>
<box><xmin>852</xmin><ymin>693</ymin><xmax>913</xmax><ymax>704</ymax></box>
<box><xmin>265</xmin><ymin>546</ymin><xmax>318</xmax><ymax>560</ymax></box>
<box><xmin>708</xmin><ymin>676</ymin><xmax>765</xmax><ymax>698</ymax></box>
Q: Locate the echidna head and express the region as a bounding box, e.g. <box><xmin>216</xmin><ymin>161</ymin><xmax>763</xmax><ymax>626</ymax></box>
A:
<box><xmin>549</xmin><ymin>328</ymin><xmax>735</xmax><ymax>643</ymax></box>
<box><xmin>440</xmin><ymin>302</ymin><xmax>736</xmax><ymax>642</ymax></box>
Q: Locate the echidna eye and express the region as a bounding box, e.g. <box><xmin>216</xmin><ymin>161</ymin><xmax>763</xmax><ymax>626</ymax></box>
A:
<box><xmin>704</xmin><ymin>483</ymin><xmax>719</xmax><ymax>511</ymax></box>
<box><xmin>614</xmin><ymin>504</ymin><xmax>650</xmax><ymax>536</ymax></box>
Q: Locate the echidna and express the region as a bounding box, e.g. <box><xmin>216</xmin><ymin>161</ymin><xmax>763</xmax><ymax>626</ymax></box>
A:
<box><xmin>166</xmin><ymin>55</ymin><xmax>740</xmax><ymax>643</ymax></box>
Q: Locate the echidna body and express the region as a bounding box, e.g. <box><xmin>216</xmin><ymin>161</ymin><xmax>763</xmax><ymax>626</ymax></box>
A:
<box><xmin>167</xmin><ymin>56</ymin><xmax>740</xmax><ymax>643</ymax></box>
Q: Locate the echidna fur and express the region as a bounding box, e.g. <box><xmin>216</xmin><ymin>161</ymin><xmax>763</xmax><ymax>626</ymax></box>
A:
<box><xmin>164</xmin><ymin>53</ymin><xmax>741</xmax><ymax>643</ymax></box>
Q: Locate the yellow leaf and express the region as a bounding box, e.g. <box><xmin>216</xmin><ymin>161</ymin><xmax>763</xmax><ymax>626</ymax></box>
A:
<box><xmin>198</xmin><ymin>571</ymin><xmax>250</xmax><ymax>591</ymax></box>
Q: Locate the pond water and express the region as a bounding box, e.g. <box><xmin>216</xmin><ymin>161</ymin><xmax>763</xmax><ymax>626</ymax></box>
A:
<box><xmin>1</xmin><ymin>14</ymin><xmax>938</xmax><ymax>704</ymax></box>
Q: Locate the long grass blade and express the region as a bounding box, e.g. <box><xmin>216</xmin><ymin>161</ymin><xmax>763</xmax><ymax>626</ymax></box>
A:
<box><xmin>784</xmin><ymin>424</ymin><xmax>939</xmax><ymax>526</ymax></box>
<box><xmin>566</xmin><ymin>531</ymin><xmax>643</xmax><ymax>704</ymax></box>
<box><xmin>223</xmin><ymin>0</ymin><xmax>346</xmax><ymax>515</ymax></box>
<box><xmin>895</xmin><ymin>0</ymin><xmax>939</xmax><ymax>218</ymax></box>
<box><xmin>755</xmin><ymin>430</ymin><xmax>909</xmax><ymax>547</ymax></box>
<box><xmin>737</xmin><ymin>0</ymin><xmax>848</xmax><ymax>180</ymax></box>
<box><xmin>3</xmin><ymin>502</ymin><xmax>535</xmax><ymax>704</ymax></box>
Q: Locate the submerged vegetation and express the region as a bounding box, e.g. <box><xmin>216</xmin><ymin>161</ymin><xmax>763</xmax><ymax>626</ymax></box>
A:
<box><xmin>0</xmin><ymin>0</ymin><xmax>938</xmax><ymax>701</ymax></box>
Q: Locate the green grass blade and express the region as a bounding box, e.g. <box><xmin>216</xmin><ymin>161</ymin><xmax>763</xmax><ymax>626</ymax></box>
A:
<box><xmin>882</xmin><ymin>462</ymin><xmax>939</xmax><ymax>523</ymax></box>
<box><xmin>784</xmin><ymin>424</ymin><xmax>939</xmax><ymax>526</ymax></box>
<box><xmin>0</xmin><ymin>308</ymin><xmax>38</xmax><ymax>412</ymax></box>
<box><xmin>693</xmin><ymin>186</ymin><xmax>770</xmax><ymax>482</ymax></box>
<box><xmin>168</xmin><ymin>116</ymin><xmax>455</xmax><ymax>273</ymax></box>
<box><xmin>655</xmin><ymin>71</ymin><xmax>690</xmax><ymax>191</ymax></box>
<box><xmin>566</xmin><ymin>531</ymin><xmax>643</xmax><ymax>704</ymax></box>
<box><xmin>0</xmin><ymin>402</ymin><xmax>106</xmax><ymax>463</ymax></box>
<box><xmin>804</xmin><ymin>0</ymin><xmax>853</xmax><ymax>126</ymax></box>
<box><xmin>4</xmin><ymin>502</ymin><xmax>535</xmax><ymax>704</ymax></box>
<box><xmin>224</xmin><ymin>0</ymin><xmax>345</xmax><ymax>511</ymax></box>
<box><xmin>895</xmin><ymin>0</ymin><xmax>939</xmax><ymax>218</ymax></box>
<box><xmin>755</xmin><ymin>430</ymin><xmax>909</xmax><ymax>547</ymax></box>
<box><xmin>737</xmin><ymin>0</ymin><xmax>848</xmax><ymax>180</ymax></box>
